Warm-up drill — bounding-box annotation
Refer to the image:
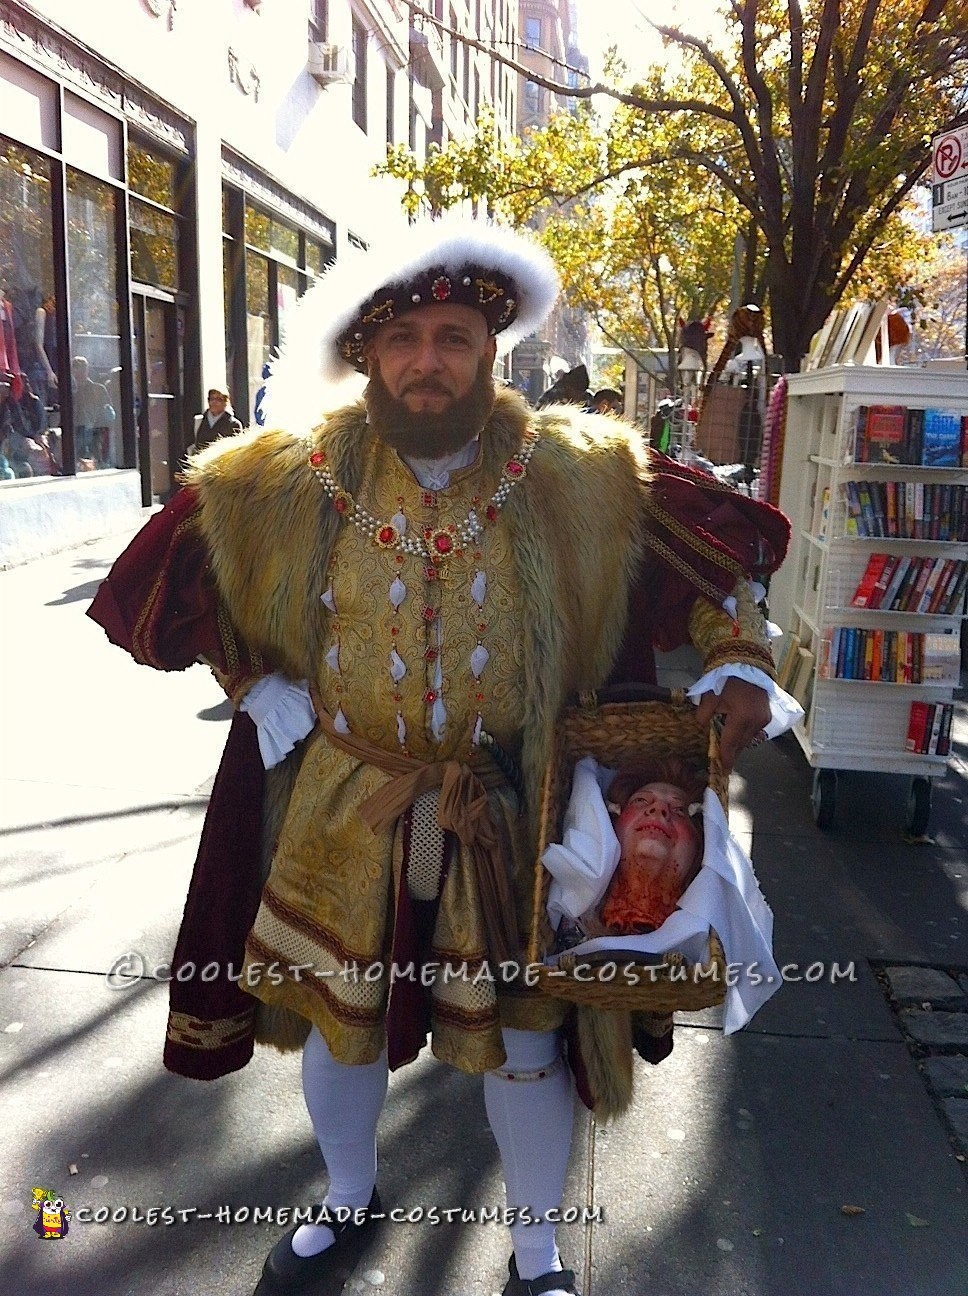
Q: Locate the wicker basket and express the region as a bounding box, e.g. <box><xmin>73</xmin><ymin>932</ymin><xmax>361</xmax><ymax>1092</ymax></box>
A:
<box><xmin>528</xmin><ymin>686</ymin><xmax>729</xmax><ymax>1014</ymax></box>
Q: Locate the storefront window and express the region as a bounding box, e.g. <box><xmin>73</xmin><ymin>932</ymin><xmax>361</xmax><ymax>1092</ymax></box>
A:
<box><xmin>0</xmin><ymin>138</ymin><xmax>59</xmax><ymax>479</ymax></box>
<box><xmin>245</xmin><ymin>247</ymin><xmax>271</xmax><ymax>420</ymax></box>
<box><xmin>130</xmin><ymin>199</ymin><xmax>179</xmax><ymax>291</ymax></box>
<box><xmin>66</xmin><ymin>168</ymin><xmax>123</xmax><ymax>470</ymax></box>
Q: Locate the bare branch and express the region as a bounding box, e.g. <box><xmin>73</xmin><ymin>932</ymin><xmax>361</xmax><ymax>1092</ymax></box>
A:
<box><xmin>400</xmin><ymin>0</ymin><xmax>736</xmax><ymax>122</ymax></box>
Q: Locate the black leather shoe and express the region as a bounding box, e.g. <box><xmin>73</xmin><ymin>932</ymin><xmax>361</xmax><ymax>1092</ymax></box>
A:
<box><xmin>502</xmin><ymin>1254</ymin><xmax>580</xmax><ymax>1295</ymax></box>
<box><xmin>259</xmin><ymin>1188</ymin><xmax>383</xmax><ymax>1295</ymax></box>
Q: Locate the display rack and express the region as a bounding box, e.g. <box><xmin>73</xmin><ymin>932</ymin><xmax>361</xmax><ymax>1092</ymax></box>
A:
<box><xmin>768</xmin><ymin>366</ymin><xmax>968</xmax><ymax>832</ymax></box>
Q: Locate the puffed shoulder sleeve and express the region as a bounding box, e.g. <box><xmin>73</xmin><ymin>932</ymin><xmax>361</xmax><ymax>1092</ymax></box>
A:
<box><xmin>86</xmin><ymin>485</ymin><xmax>268</xmax><ymax>701</ymax></box>
<box><xmin>608</xmin><ymin>455</ymin><xmax>791</xmax><ymax>682</ymax></box>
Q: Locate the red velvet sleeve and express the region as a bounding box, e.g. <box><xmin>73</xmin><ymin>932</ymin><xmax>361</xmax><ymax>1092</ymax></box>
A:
<box><xmin>608</xmin><ymin>459</ymin><xmax>791</xmax><ymax>682</ymax></box>
<box><xmin>87</xmin><ymin>486</ymin><xmax>267</xmax><ymax>698</ymax></box>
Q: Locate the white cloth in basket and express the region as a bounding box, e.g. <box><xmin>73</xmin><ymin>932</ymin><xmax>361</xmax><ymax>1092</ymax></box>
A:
<box><xmin>541</xmin><ymin>759</ymin><xmax>780</xmax><ymax>1033</ymax></box>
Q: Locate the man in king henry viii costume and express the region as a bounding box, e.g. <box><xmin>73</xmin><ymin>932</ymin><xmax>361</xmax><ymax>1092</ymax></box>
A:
<box><xmin>88</xmin><ymin>219</ymin><xmax>797</xmax><ymax>1296</ymax></box>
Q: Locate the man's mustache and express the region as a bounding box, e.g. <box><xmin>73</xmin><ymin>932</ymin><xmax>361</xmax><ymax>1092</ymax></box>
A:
<box><xmin>402</xmin><ymin>379</ymin><xmax>452</xmax><ymax>396</ymax></box>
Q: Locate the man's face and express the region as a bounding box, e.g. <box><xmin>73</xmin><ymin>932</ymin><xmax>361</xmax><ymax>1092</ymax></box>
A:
<box><xmin>614</xmin><ymin>782</ymin><xmax>701</xmax><ymax>882</ymax></box>
<box><xmin>207</xmin><ymin>391</ymin><xmax>228</xmax><ymax>415</ymax></box>
<box><xmin>364</xmin><ymin>303</ymin><xmax>496</xmax><ymax>417</ymax></box>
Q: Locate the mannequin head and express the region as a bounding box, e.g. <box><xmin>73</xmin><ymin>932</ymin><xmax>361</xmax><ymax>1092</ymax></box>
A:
<box><xmin>600</xmin><ymin>758</ymin><xmax>705</xmax><ymax>934</ymax></box>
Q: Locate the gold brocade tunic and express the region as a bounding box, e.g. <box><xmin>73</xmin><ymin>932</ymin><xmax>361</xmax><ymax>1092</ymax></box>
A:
<box><xmin>242</xmin><ymin>438</ymin><xmax>562</xmax><ymax>1072</ymax></box>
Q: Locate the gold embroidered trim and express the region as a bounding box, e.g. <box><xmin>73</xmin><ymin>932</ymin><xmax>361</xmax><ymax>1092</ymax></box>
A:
<box><xmin>643</xmin><ymin>494</ymin><xmax>745</xmax><ymax>581</ymax></box>
<box><xmin>644</xmin><ymin>532</ymin><xmax>729</xmax><ymax>605</ymax></box>
<box><xmin>703</xmin><ymin>640</ymin><xmax>776</xmax><ymax>677</ymax></box>
<box><xmin>131</xmin><ymin>514</ymin><xmax>199</xmax><ymax>669</ymax></box>
<box><xmin>166</xmin><ymin>1007</ymin><xmax>255</xmax><ymax>1050</ymax></box>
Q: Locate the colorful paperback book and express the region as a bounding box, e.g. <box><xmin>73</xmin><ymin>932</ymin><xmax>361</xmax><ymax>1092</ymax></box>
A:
<box><xmin>856</xmin><ymin>483</ymin><xmax>878</xmax><ymax>536</ymax></box>
<box><xmin>913</xmin><ymin>481</ymin><xmax>925</xmax><ymax>540</ymax></box>
<box><xmin>917</xmin><ymin>558</ymin><xmax>948</xmax><ymax>614</ymax></box>
<box><xmin>921</xmin><ymin>408</ymin><xmax>962</xmax><ymax>468</ymax></box>
<box><xmin>881</xmin><ymin>555</ymin><xmax>912</xmax><ymax>611</ymax></box>
<box><xmin>852</xmin><ymin>406</ymin><xmax>869</xmax><ymax>462</ymax></box>
<box><xmin>864</xmin><ymin>405</ymin><xmax>906</xmax><ymax>464</ymax></box>
<box><xmin>885</xmin><ymin>479</ymin><xmax>899</xmax><ymax>538</ymax></box>
<box><xmin>843</xmin><ymin>482</ymin><xmax>862</xmax><ymax>537</ymax></box>
<box><xmin>851</xmin><ymin>553</ymin><xmax>889</xmax><ymax>607</ymax></box>
<box><xmin>906</xmin><ymin>700</ymin><xmax>931</xmax><ymax>752</ymax></box>
<box><xmin>869</xmin><ymin>554</ymin><xmax>900</xmax><ymax>609</ymax></box>
<box><xmin>961</xmin><ymin>415</ymin><xmax>968</xmax><ymax>469</ymax></box>
<box><xmin>892</xmin><ymin>556</ymin><xmax>922</xmax><ymax>611</ymax></box>
<box><xmin>904</xmin><ymin>481</ymin><xmax>916</xmax><ymax>538</ymax></box>
<box><xmin>926</xmin><ymin>559</ymin><xmax>957</xmax><ymax>614</ymax></box>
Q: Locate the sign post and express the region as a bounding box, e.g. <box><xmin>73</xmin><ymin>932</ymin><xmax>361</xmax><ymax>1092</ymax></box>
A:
<box><xmin>931</xmin><ymin>126</ymin><xmax>968</xmax><ymax>369</ymax></box>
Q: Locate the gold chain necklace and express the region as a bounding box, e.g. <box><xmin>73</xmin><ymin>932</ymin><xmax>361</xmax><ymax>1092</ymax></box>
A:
<box><xmin>308</xmin><ymin>429</ymin><xmax>539</xmax><ymax>561</ymax></box>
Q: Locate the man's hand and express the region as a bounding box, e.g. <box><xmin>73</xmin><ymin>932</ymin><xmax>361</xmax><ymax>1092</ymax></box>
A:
<box><xmin>694</xmin><ymin>676</ymin><xmax>773</xmax><ymax>772</ymax></box>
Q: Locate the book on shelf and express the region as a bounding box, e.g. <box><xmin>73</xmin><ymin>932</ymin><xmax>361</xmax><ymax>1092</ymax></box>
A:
<box><xmin>851</xmin><ymin>301</ymin><xmax>891</xmax><ymax>367</ymax></box>
<box><xmin>870</xmin><ymin>554</ymin><xmax>900</xmax><ymax>609</ymax></box>
<box><xmin>922</xmin><ymin>631</ymin><xmax>960</xmax><ymax>683</ymax></box>
<box><xmin>850</xmin><ymin>553</ymin><xmax>889</xmax><ymax>607</ymax></box>
<box><xmin>880</xmin><ymin>554</ymin><xmax>910</xmax><ymax>610</ymax></box>
<box><xmin>944</xmin><ymin>561</ymin><xmax>968</xmax><ymax>614</ymax></box>
<box><xmin>926</xmin><ymin>704</ymin><xmax>945</xmax><ymax>754</ymax></box>
<box><xmin>916</xmin><ymin>558</ymin><xmax>948</xmax><ymax>614</ymax></box>
<box><xmin>961</xmin><ymin>415</ymin><xmax>968</xmax><ymax>468</ymax></box>
<box><xmin>906</xmin><ymin>700</ymin><xmax>931</xmax><ymax>752</ymax></box>
<box><xmin>816</xmin><ymin>485</ymin><xmax>830</xmax><ymax>541</ymax></box>
<box><xmin>775</xmin><ymin>632</ymin><xmax>801</xmax><ymax>692</ymax></box>
<box><xmin>864</xmin><ymin>405</ymin><xmax>907</xmax><ymax>464</ymax></box>
<box><xmin>937</xmin><ymin>704</ymin><xmax>954</xmax><ymax>757</ymax></box>
<box><xmin>921</xmin><ymin>408</ymin><xmax>963</xmax><ymax>467</ymax></box>
<box><xmin>926</xmin><ymin>558</ymin><xmax>957</xmax><ymax>614</ymax></box>
<box><xmin>904</xmin><ymin>408</ymin><xmax>924</xmax><ymax>465</ymax></box>
<box><xmin>790</xmin><ymin>646</ymin><xmax>816</xmax><ymax>708</ymax></box>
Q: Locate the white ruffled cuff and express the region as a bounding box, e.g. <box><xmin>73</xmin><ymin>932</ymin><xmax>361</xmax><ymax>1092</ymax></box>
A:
<box><xmin>686</xmin><ymin>664</ymin><xmax>803</xmax><ymax>740</ymax></box>
<box><xmin>239</xmin><ymin>674</ymin><xmax>317</xmax><ymax>769</ymax></box>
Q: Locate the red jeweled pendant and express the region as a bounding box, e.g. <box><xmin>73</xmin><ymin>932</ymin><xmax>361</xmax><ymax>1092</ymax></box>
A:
<box><xmin>376</xmin><ymin>524</ymin><xmax>399</xmax><ymax>547</ymax></box>
<box><xmin>431</xmin><ymin>531</ymin><xmax>455</xmax><ymax>555</ymax></box>
<box><xmin>309</xmin><ymin>450</ymin><xmax>326</xmax><ymax>467</ymax></box>
<box><xmin>506</xmin><ymin>460</ymin><xmax>524</xmax><ymax>477</ymax></box>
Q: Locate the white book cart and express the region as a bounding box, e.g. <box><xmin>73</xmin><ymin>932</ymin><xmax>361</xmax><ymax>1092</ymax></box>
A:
<box><xmin>768</xmin><ymin>366</ymin><xmax>968</xmax><ymax>833</ymax></box>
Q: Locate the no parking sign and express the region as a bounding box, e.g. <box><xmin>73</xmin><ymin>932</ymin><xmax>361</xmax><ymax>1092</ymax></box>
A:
<box><xmin>931</xmin><ymin>125</ymin><xmax>968</xmax><ymax>232</ymax></box>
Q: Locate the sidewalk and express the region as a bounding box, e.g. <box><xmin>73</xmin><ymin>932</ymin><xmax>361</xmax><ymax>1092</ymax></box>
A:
<box><xmin>1</xmin><ymin>529</ymin><xmax>967</xmax><ymax>1296</ymax></box>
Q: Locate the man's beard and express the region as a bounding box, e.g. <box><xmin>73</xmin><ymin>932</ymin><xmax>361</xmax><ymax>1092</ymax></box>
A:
<box><xmin>364</xmin><ymin>359</ymin><xmax>496</xmax><ymax>458</ymax></box>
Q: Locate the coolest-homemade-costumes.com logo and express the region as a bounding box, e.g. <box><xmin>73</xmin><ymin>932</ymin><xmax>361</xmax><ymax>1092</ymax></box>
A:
<box><xmin>31</xmin><ymin>1186</ymin><xmax>71</xmax><ymax>1239</ymax></box>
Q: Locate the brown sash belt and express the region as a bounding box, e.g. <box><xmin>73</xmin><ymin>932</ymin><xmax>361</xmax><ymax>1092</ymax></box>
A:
<box><xmin>311</xmin><ymin>691</ymin><xmax>520</xmax><ymax>966</ymax></box>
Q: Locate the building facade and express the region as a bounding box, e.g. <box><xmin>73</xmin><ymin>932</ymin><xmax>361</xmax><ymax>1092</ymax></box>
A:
<box><xmin>0</xmin><ymin>0</ymin><xmax>518</xmax><ymax>564</ymax></box>
<box><xmin>512</xmin><ymin>0</ymin><xmax>589</xmax><ymax>402</ymax></box>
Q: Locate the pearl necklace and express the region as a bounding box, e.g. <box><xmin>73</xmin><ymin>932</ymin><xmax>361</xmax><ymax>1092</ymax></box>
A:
<box><xmin>308</xmin><ymin>430</ymin><xmax>539</xmax><ymax>560</ymax></box>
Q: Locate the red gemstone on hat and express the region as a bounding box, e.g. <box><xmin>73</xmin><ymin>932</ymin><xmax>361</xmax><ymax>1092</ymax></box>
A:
<box><xmin>309</xmin><ymin>450</ymin><xmax>325</xmax><ymax>466</ymax></box>
<box><xmin>431</xmin><ymin>276</ymin><xmax>451</xmax><ymax>301</ymax></box>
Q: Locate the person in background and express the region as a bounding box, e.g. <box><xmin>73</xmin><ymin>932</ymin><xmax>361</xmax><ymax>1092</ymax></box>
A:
<box><xmin>190</xmin><ymin>384</ymin><xmax>243</xmax><ymax>455</ymax></box>
<box><xmin>591</xmin><ymin>388</ymin><xmax>623</xmax><ymax>416</ymax></box>
<box><xmin>71</xmin><ymin>356</ymin><xmax>113</xmax><ymax>468</ymax></box>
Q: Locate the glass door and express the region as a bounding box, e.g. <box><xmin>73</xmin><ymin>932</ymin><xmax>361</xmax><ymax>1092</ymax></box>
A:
<box><xmin>132</xmin><ymin>291</ymin><xmax>182</xmax><ymax>503</ymax></box>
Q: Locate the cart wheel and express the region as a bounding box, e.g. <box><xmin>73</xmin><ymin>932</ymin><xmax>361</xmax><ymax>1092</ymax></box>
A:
<box><xmin>905</xmin><ymin>777</ymin><xmax>932</xmax><ymax>837</ymax></box>
<box><xmin>811</xmin><ymin>768</ymin><xmax>837</xmax><ymax>830</ymax></box>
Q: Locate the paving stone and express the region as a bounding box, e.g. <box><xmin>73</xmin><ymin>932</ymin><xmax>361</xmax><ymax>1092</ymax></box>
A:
<box><xmin>899</xmin><ymin>1009</ymin><xmax>968</xmax><ymax>1048</ymax></box>
<box><xmin>883</xmin><ymin>965</ymin><xmax>968</xmax><ymax>1008</ymax></box>
<box><xmin>942</xmin><ymin>1097</ymin><xmax>968</xmax><ymax>1149</ymax></box>
<box><xmin>922</xmin><ymin>1054</ymin><xmax>968</xmax><ymax>1098</ymax></box>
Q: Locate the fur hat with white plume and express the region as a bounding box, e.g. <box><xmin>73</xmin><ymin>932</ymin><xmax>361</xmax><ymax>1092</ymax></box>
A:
<box><xmin>260</xmin><ymin>216</ymin><xmax>560</xmax><ymax>430</ymax></box>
